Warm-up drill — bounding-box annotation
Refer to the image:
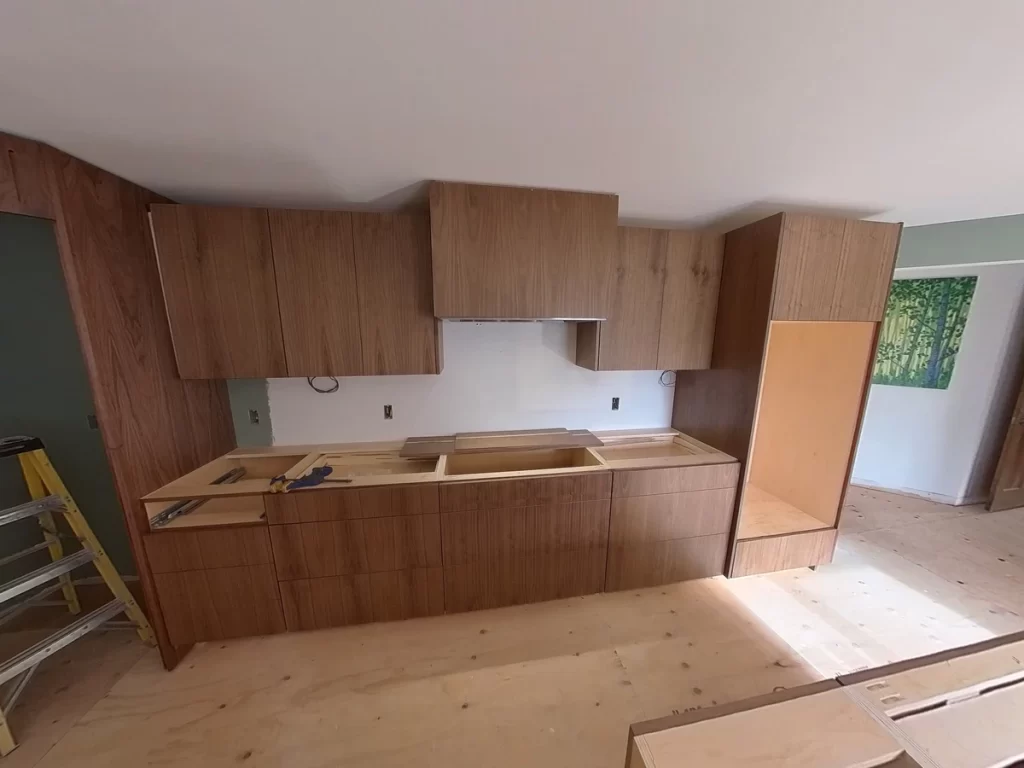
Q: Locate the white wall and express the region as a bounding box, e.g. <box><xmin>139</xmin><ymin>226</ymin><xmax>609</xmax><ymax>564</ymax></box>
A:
<box><xmin>268</xmin><ymin>321</ymin><xmax>674</xmax><ymax>445</ymax></box>
<box><xmin>852</xmin><ymin>263</ymin><xmax>1024</xmax><ymax>504</ymax></box>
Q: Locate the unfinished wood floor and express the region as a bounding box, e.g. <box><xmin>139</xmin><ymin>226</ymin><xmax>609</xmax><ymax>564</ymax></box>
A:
<box><xmin>6</xmin><ymin>485</ymin><xmax>1024</xmax><ymax>768</ymax></box>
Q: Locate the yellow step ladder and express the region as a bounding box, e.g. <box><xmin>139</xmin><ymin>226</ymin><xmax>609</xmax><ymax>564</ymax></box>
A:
<box><xmin>0</xmin><ymin>436</ymin><xmax>154</xmax><ymax>755</ymax></box>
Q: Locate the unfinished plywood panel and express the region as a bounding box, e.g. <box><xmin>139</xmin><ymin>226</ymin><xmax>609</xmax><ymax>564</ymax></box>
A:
<box><xmin>743</xmin><ymin>321</ymin><xmax>876</xmax><ymax>534</ymax></box>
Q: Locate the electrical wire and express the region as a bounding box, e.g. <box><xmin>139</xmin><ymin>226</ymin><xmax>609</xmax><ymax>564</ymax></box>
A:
<box><xmin>307</xmin><ymin>376</ymin><xmax>339</xmax><ymax>393</ymax></box>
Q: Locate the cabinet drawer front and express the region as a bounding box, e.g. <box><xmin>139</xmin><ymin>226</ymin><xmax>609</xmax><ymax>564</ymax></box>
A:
<box><xmin>730</xmin><ymin>529</ymin><xmax>837</xmax><ymax>577</ymax></box>
<box><xmin>154</xmin><ymin>564</ymin><xmax>284</xmax><ymax>645</ymax></box>
<box><xmin>270</xmin><ymin>515</ymin><xmax>442</xmax><ymax>580</ymax></box>
<box><xmin>443</xmin><ymin>550</ymin><xmax>606</xmax><ymax>613</ymax></box>
<box><xmin>266</xmin><ymin>484</ymin><xmax>439</xmax><ymax>524</ymax></box>
<box><xmin>606</xmin><ymin>533</ymin><xmax>728</xmax><ymax>591</ymax></box>
<box><xmin>441</xmin><ymin>500</ymin><xmax>610</xmax><ymax>567</ymax></box>
<box><xmin>279</xmin><ymin>568</ymin><xmax>443</xmax><ymax>630</ymax></box>
<box><xmin>612</xmin><ymin>463</ymin><xmax>739</xmax><ymax>498</ymax></box>
<box><xmin>609</xmin><ymin>488</ymin><xmax>736</xmax><ymax>545</ymax></box>
<box><xmin>144</xmin><ymin>526</ymin><xmax>273</xmax><ymax>573</ymax></box>
<box><xmin>440</xmin><ymin>471</ymin><xmax>611</xmax><ymax>513</ymax></box>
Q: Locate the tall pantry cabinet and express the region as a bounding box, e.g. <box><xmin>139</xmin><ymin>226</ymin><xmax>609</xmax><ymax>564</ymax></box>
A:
<box><xmin>672</xmin><ymin>213</ymin><xmax>902</xmax><ymax>576</ymax></box>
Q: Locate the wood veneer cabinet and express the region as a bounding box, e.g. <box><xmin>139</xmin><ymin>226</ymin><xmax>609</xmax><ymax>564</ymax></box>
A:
<box><xmin>672</xmin><ymin>212</ymin><xmax>902</xmax><ymax>576</ymax></box>
<box><xmin>429</xmin><ymin>181</ymin><xmax>619</xmax><ymax>319</ymax></box>
<box><xmin>577</xmin><ymin>228</ymin><xmax>723</xmax><ymax>371</ymax></box>
<box><xmin>152</xmin><ymin>206</ymin><xmax>441</xmax><ymax>378</ymax></box>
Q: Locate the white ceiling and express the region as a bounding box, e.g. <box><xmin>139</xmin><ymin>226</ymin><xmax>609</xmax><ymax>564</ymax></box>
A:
<box><xmin>2</xmin><ymin>1</ymin><xmax>1024</xmax><ymax>227</ymax></box>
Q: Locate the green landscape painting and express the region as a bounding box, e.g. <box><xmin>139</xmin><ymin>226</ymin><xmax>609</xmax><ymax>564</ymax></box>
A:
<box><xmin>872</xmin><ymin>276</ymin><xmax>976</xmax><ymax>390</ymax></box>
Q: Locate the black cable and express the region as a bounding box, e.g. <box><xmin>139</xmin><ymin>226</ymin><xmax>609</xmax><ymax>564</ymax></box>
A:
<box><xmin>307</xmin><ymin>376</ymin><xmax>340</xmax><ymax>393</ymax></box>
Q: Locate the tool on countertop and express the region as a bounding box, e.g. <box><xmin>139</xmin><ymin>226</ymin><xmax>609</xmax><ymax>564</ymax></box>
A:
<box><xmin>269</xmin><ymin>465</ymin><xmax>353</xmax><ymax>493</ymax></box>
<box><xmin>150</xmin><ymin>467</ymin><xmax>246</xmax><ymax>528</ymax></box>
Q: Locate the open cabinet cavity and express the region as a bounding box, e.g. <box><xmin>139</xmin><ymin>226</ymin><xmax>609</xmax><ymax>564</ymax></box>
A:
<box><xmin>736</xmin><ymin>321</ymin><xmax>876</xmax><ymax>540</ymax></box>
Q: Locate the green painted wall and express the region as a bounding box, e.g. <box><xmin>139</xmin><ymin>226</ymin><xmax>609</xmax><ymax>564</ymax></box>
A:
<box><xmin>227</xmin><ymin>379</ymin><xmax>272</xmax><ymax>446</ymax></box>
<box><xmin>896</xmin><ymin>213</ymin><xmax>1024</xmax><ymax>268</ymax></box>
<box><xmin>0</xmin><ymin>213</ymin><xmax>133</xmax><ymax>576</ymax></box>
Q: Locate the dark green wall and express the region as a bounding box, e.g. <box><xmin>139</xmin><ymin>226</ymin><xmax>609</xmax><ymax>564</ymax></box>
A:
<box><xmin>0</xmin><ymin>213</ymin><xmax>133</xmax><ymax>575</ymax></box>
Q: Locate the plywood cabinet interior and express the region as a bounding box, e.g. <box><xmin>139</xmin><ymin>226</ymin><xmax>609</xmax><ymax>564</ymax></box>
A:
<box><xmin>576</xmin><ymin>228</ymin><xmax>723</xmax><ymax>371</ymax></box>
<box><xmin>429</xmin><ymin>181</ymin><xmax>618</xmax><ymax>319</ymax></box>
<box><xmin>150</xmin><ymin>205</ymin><xmax>287</xmax><ymax>378</ymax></box>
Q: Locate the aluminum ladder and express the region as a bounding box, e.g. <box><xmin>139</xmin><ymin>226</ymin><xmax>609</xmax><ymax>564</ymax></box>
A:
<box><xmin>0</xmin><ymin>436</ymin><xmax>154</xmax><ymax>755</ymax></box>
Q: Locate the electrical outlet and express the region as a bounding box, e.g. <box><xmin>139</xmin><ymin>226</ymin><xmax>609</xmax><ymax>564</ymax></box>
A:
<box><xmin>384</xmin><ymin>404</ymin><xmax>393</xmax><ymax>420</ymax></box>
<box><xmin>248</xmin><ymin>409</ymin><xmax>260</xmax><ymax>425</ymax></box>
<box><xmin>611</xmin><ymin>397</ymin><xmax>620</xmax><ymax>411</ymax></box>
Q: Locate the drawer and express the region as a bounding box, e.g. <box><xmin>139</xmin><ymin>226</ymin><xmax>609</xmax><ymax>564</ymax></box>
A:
<box><xmin>266</xmin><ymin>483</ymin><xmax>439</xmax><ymax>524</ymax></box>
<box><xmin>440</xmin><ymin>471</ymin><xmax>611</xmax><ymax>513</ymax></box>
<box><xmin>279</xmin><ymin>567</ymin><xmax>443</xmax><ymax>630</ymax></box>
<box><xmin>154</xmin><ymin>564</ymin><xmax>284</xmax><ymax>645</ymax></box>
<box><xmin>612</xmin><ymin>462</ymin><xmax>739</xmax><ymax>498</ymax></box>
<box><xmin>269</xmin><ymin>514</ymin><xmax>442</xmax><ymax>580</ymax></box>
<box><xmin>606</xmin><ymin>533</ymin><xmax>728</xmax><ymax>591</ymax></box>
<box><xmin>608</xmin><ymin>488</ymin><xmax>736</xmax><ymax>543</ymax></box>
<box><xmin>143</xmin><ymin>525</ymin><xmax>273</xmax><ymax>573</ymax></box>
<box><xmin>730</xmin><ymin>528</ymin><xmax>837</xmax><ymax>577</ymax></box>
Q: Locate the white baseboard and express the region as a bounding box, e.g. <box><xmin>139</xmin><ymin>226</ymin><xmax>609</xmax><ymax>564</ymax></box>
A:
<box><xmin>850</xmin><ymin>479</ymin><xmax>989</xmax><ymax>507</ymax></box>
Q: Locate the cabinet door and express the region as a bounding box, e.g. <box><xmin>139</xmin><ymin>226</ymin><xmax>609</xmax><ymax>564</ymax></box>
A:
<box><xmin>150</xmin><ymin>205</ymin><xmax>286</xmax><ymax>378</ymax></box>
<box><xmin>773</xmin><ymin>214</ymin><xmax>901</xmax><ymax>322</ymax></box>
<box><xmin>352</xmin><ymin>212</ymin><xmax>441</xmax><ymax>375</ymax></box>
<box><xmin>269</xmin><ymin>210</ymin><xmax>363</xmax><ymax>376</ymax></box>
<box><xmin>430</xmin><ymin>182</ymin><xmax>618</xmax><ymax>319</ymax></box>
<box><xmin>577</xmin><ymin>228</ymin><xmax>666</xmax><ymax>370</ymax></box>
<box><xmin>657</xmin><ymin>232</ymin><xmax>724</xmax><ymax>369</ymax></box>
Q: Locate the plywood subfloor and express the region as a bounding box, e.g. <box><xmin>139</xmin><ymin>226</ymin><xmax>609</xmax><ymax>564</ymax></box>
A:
<box><xmin>737</xmin><ymin>483</ymin><xmax>832</xmax><ymax>539</ymax></box>
<box><xmin>9</xmin><ymin>484</ymin><xmax>1024</xmax><ymax>768</ymax></box>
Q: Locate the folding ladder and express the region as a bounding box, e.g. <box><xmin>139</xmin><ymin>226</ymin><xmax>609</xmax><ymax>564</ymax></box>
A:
<box><xmin>0</xmin><ymin>436</ymin><xmax>154</xmax><ymax>755</ymax></box>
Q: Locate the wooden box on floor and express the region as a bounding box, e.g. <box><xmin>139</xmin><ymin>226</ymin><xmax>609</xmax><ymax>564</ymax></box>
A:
<box><xmin>672</xmin><ymin>213</ymin><xmax>902</xmax><ymax>576</ymax></box>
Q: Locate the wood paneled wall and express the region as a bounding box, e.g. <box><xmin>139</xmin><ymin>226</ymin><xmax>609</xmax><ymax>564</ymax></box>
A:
<box><xmin>0</xmin><ymin>132</ymin><xmax>235</xmax><ymax>669</ymax></box>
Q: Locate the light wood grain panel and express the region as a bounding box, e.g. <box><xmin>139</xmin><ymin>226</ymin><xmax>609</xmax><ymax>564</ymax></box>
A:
<box><xmin>611</xmin><ymin>463</ymin><xmax>739</xmax><ymax>498</ymax></box>
<box><xmin>831</xmin><ymin>220</ymin><xmax>902</xmax><ymax>321</ymax></box>
<box><xmin>440</xmin><ymin>472</ymin><xmax>611</xmax><ymax>513</ymax></box>
<box><xmin>657</xmin><ymin>231</ymin><xmax>724</xmax><ymax>370</ymax></box>
<box><xmin>266</xmin><ymin>484</ymin><xmax>438</xmax><ymax>524</ymax></box>
<box><xmin>576</xmin><ymin>227</ymin><xmax>666</xmax><ymax>370</ymax></box>
<box><xmin>429</xmin><ymin>181</ymin><xmax>617</xmax><ymax>318</ymax></box>
<box><xmin>369</xmin><ymin>567</ymin><xmax>445</xmax><ymax>621</ymax></box>
<box><xmin>606</xmin><ymin>533</ymin><xmax>728</xmax><ymax>591</ymax></box>
<box><xmin>672</xmin><ymin>214</ymin><xmax>781</xmax><ymax>460</ymax></box>
<box><xmin>153</xmin><ymin>565</ymin><xmax>284</xmax><ymax>644</ymax></box>
<box><xmin>608</xmin><ymin>488</ymin><xmax>736</xmax><ymax>545</ymax></box>
<box><xmin>730</xmin><ymin>529</ymin><xmax>837</xmax><ymax>577</ymax></box>
<box><xmin>352</xmin><ymin>212</ymin><xmax>442</xmax><ymax>375</ymax></box>
<box><xmin>746</xmin><ymin>321</ymin><xmax>875</xmax><ymax>529</ymax></box>
<box><xmin>771</xmin><ymin>214</ymin><xmax>847</xmax><ymax>321</ymax></box>
<box><xmin>279</xmin><ymin>574</ymin><xmax>373</xmax><ymax>631</ymax></box>
<box><xmin>0</xmin><ymin>133</ymin><xmax>56</xmax><ymax>217</ymax></box>
<box><xmin>268</xmin><ymin>209</ymin><xmax>363</xmax><ymax>376</ymax></box>
<box><xmin>150</xmin><ymin>204</ymin><xmax>286</xmax><ymax>378</ymax></box>
<box><xmin>143</xmin><ymin>526</ymin><xmax>273</xmax><ymax>573</ymax></box>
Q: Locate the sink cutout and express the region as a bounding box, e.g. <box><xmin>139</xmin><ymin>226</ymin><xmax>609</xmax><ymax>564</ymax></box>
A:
<box><xmin>445</xmin><ymin>448</ymin><xmax>601</xmax><ymax>476</ymax></box>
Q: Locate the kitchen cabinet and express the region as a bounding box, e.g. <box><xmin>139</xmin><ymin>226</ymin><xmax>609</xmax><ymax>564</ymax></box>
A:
<box><xmin>439</xmin><ymin>472</ymin><xmax>612</xmax><ymax>611</ymax></box>
<box><xmin>153</xmin><ymin>206</ymin><xmax>442</xmax><ymax>378</ymax></box>
<box><xmin>672</xmin><ymin>212</ymin><xmax>901</xmax><ymax>576</ymax></box>
<box><xmin>269</xmin><ymin>210</ymin><xmax>363</xmax><ymax>376</ymax></box>
<box><xmin>150</xmin><ymin>205</ymin><xmax>287</xmax><ymax>378</ymax></box>
<box><xmin>429</xmin><ymin>181</ymin><xmax>618</xmax><ymax>319</ymax></box>
<box><xmin>576</xmin><ymin>228</ymin><xmax>723</xmax><ymax>371</ymax></box>
<box><xmin>605</xmin><ymin>464</ymin><xmax>738</xmax><ymax>591</ymax></box>
<box><xmin>144</xmin><ymin>526</ymin><xmax>285</xmax><ymax>644</ymax></box>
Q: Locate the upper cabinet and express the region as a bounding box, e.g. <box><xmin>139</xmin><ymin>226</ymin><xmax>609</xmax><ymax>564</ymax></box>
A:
<box><xmin>152</xmin><ymin>206</ymin><xmax>441</xmax><ymax>379</ymax></box>
<box><xmin>576</xmin><ymin>228</ymin><xmax>723</xmax><ymax>371</ymax></box>
<box><xmin>429</xmin><ymin>182</ymin><xmax>618</xmax><ymax>319</ymax></box>
<box><xmin>151</xmin><ymin>205</ymin><xmax>287</xmax><ymax>379</ymax></box>
<box><xmin>772</xmin><ymin>215</ymin><xmax>902</xmax><ymax>322</ymax></box>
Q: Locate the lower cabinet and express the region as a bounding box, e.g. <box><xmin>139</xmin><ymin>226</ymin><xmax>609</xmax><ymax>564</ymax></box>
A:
<box><xmin>605</xmin><ymin>464</ymin><xmax>740</xmax><ymax>591</ymax></box>
<box><xmin>440</xmin><ymin>500</ymin><xmax>611</xmax><ymax>612</ymax></box>
<box><xmin>144</xmin><ymin>526</ymin><xmax>285</xmax><ymax>645</ymax></box>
